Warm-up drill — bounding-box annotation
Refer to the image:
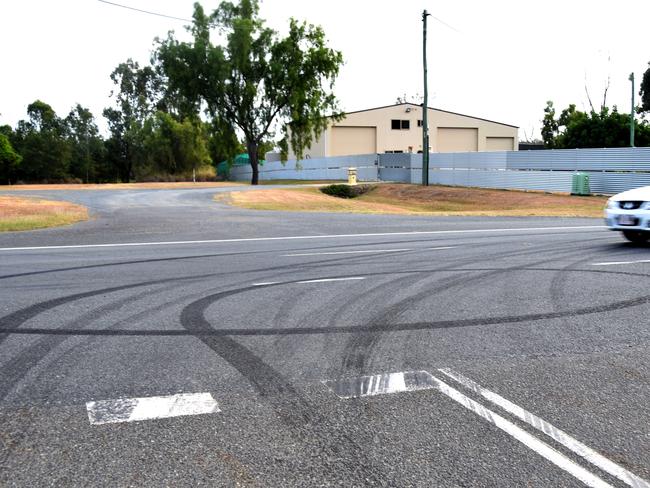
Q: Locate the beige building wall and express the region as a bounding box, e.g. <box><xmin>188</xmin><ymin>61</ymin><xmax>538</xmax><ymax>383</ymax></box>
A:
<box><xmin>291</xmin><ymin>103</ymin><xmax>518</xmax><ymax>158</ymax></box>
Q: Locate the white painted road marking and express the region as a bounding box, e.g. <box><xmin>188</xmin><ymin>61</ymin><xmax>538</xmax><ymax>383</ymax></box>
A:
<box><xmin>283</xmin><ymin>246</ymin><xmax>456</xmax><ymax>257</ymax></box>
<box><xmin>297</xmin><ymin>277</ymin><xmax>365</xmax><ymax>284</ymax></box>
<box><xmin>86</xmin><ymin>392</ymin><xmax>220</xmax><ymax>425</ymax></box>
<box><xmin>0</xmin><ymin>225</ymin><xmax>603</xmax><ymax>252</ymax></box>
<box><xmin>283</xmin><ymin>248</ymin><xmax>411</xmax><ymax>257</ymax></box>
<box><xmin>592</xmin><ymin>259</ymin><xmax>650</xmax><ymax>266</ymax></box>
<box><xmin>439</xmin><ymin>368</ymin><xmax>650</xmax><ymax>488</ymax></box>
<box><xmin>429</xmin><ymin>374</ymin><xmax>613</xmax><ymax>488</ymax></box>
<box><xmin>251</xmin><ymin>277</ymin><xmax>366</xmax><ymax>286</ymax></box>
<box><xmin>323</xmin><ymin>371</ymin><xmax>436</xmax><ymax>399</ymax></box>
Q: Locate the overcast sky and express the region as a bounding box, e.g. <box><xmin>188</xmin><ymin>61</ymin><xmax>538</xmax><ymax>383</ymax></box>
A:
<box><xmin>2</xmin><ymin>0</ymin><xmax>649</xmax><ymax>140</ymax></box>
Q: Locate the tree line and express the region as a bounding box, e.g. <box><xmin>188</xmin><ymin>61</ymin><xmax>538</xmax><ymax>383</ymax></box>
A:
<box><xmin>0</xmin><ymin>0</ymin><xmax>343</xmax><ymax>185</ymax></box>
<box><xmin>0</xmin><ymin>60</ymin><xmax>267</xmax><ymax>185</ymax></box>
<box><xmin>541</xmin><ymin>64</ymin><xmax>650</xmax><ymax>149</ymax></box>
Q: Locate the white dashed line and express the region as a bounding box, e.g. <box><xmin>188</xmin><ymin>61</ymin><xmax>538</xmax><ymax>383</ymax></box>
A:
<box><xmin>86</xmin><ymin>392</ymin><xmax>220</xmax><ymax>425</ymax></box>
<box><xmin>591</xmin><ymin>259</ymin><xmax>650</xmax><ymax>266</ymax></box>
<box><xmin>438</xmin><ymin>368</ymin><xmax>650</xmax><ymax>488</ymax></box>
<box><xmin>252</xmin><ymin>282</ymin><xmax>279</xmax><ymax>286</ymax></box>
<box><xmin>283</xmin><ymin>249</ymin><xmax>411</xmax><ymax>257</ymax></box>
<box><xmin>283</xmin><ymin>246</ymin><xmax>457</xmax><ymax>257</ymax></box>
<box><xmin>297</xmin><ymin>277</ymin><xmax>366</xmax><ymax>284</ymax></box>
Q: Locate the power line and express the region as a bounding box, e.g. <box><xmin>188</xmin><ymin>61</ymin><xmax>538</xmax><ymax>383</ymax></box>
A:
<box><xmin>97</xmin><ymin>0</ymin><xmax>192</xmax><ymax>23</ymax></box>
<box><xmin>430</xmin><ymin>15</ymin><xmax>461</xmax><ymax>34</ymax></box>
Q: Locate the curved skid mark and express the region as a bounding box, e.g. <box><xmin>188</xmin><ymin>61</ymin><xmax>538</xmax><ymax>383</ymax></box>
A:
<box><xmin>3</xmin><ymin>265</ymin><xmax>650</xmax><ymax>338</ymax></box>
<box><xmin>179</xmin><ymin>286</ymin><xmax>394</xmax><ymax>484</ymax></box>
<box><xmin>334</xmin><ymin>241</ymin><xmax>601</xmax><ymax>379</ymax></box>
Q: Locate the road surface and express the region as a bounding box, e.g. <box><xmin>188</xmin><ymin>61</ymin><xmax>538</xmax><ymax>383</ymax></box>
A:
<box><xmin>1</xmin><ymin>187</ymin><xmax>649</xmax><ymax>487</ymax></box>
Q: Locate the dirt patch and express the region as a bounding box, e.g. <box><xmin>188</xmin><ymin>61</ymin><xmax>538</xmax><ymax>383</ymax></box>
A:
<box><xmin>0</xmin><ymin>196</ymin><xmax>89</xmax><ymax>232</ymax></box>
<box><xmin>218</xmin><ymin>184</ymin><xmax>607</xmax><ymax>217</ymax></box>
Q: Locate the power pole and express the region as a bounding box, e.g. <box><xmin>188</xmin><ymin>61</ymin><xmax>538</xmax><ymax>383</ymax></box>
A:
<box><xmin>422</xmin><ymin>9</ymin><xmax>431</xmax><ymax>186</ymax></box>
<box><xmin>629</xmin><ymin>72</ymin><xmax>635</xmax><ymax>147</ymax></box>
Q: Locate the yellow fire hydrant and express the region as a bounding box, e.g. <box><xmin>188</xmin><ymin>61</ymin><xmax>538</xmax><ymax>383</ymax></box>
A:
<box><xmin>347</xmin><ymin>167</ymin><xmax>357</xmax><ymax>185</ymax></box>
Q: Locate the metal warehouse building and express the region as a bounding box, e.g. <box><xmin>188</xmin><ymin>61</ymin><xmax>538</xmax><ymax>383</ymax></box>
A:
<box><xmin>289</xmin><ymin>102</ymin><xmax>518</xmax><ymax>159</ymax></box>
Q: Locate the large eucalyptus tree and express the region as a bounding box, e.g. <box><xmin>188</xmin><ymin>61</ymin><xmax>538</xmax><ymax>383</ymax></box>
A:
<box><xmin>155</xmin><ymin>0</ymin><xmax>343</xmax><ymax>184</ymax></box>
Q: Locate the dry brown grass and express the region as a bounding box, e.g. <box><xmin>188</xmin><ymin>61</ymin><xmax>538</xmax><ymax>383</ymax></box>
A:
<box><xmin>0</xmin><ymin>196</ymin><xmax>89</xmax><ymax>232</ymax></box>
<box><xmin>218</xmin><ymin>184</ymin><xmax>607</xmax><ymax>217</ymax></box>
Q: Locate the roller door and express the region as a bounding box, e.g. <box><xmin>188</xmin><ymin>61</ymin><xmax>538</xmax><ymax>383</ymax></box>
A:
<box><xmin>486</xmin><ymin>137</ymin><xmax>514</xmax><ymax>151</ymax></box>
<box><xmin>330</xmin><ymin>126</ymin><xmax>376</xmax><ymax>156</ymax></box>
<box><xmin>437</xmin><ymin>128</ymin><xmax>478</xmax><ymax>153</ymax></box>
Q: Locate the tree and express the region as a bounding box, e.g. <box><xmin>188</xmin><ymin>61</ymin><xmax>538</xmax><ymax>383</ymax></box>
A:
<box><xmin>155</xmin><ymin>0</ymin><xmax>343</xmax><ymax>184</ymax></box>
<box><xmin>66</xmin><ymin>105</ymin><xmax>105</xmax><ymax>182</ymax></box>
<box><xmin>0</xmin><ymin>133</ymin><xmax>21</xmax><ymax>184</ymax></box>
<box><xmin>541</xmin><ymin>101</ymin><xmax>559</xmax><ymax>148</ymax></box>
<box><xmin>14</xmin><ymin>100</ymin><xmax>71</xmax><ymax>182</ymax></box>
<box><xmin>143</xmin><ymin>112</ymin><xmax>211</xmax><ymax>177</ymax></box>
<box><xmin>541</xmin><ymin>101</ymin><xmax>650</xmax><ymax>149</ymax></box>
<box><xmin>641</xmin><ymin>62</ymin><xmax>650</xmax><ymax>113</ymax></box>
<box><xmin>103</xmin><ymin>60</ymin><xmax>161</xmax><ymax>181</ymax></box>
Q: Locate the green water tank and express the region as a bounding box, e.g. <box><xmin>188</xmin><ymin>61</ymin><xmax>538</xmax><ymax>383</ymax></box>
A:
<box><xmin>571</xmin><ymin>172</ymin><xmax>590</xmax><ymax>195</ymax></box>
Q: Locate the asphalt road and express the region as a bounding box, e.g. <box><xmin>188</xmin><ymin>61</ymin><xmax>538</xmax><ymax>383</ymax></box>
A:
<box><xmin>1</xmin><ymin>186</ymin><xmax>649</xmax><ymax>487</ymax></box>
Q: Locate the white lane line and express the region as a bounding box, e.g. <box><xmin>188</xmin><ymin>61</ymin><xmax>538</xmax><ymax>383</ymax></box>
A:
<box><xmin>430</xmin><ymin>374</ymin><xmax>613</xmax><ymax>488</ymax></box>
<box><xmin>252</xmin><ymin>281</ymin><xmax>279</xmax><ymax>286</ymax></box>
<box><xmin>283</xmin><ymin>249</ymin><xmax>411</xmax><ymax>257</ymax></box>
<box><xmin>0</xmin><ymin>225</ymin><xmax>603</xmax><ymax>252</ymax></box>
<box><xmin>297</xmin><ymin>277</ymin><xmax>365</xmax><ymax>284</ymax></box>
<box><xmin>283</xmin><ymin>246</ymin><xmax>457</xmax><ymax>257</ymax></box>
<box><xmin>591</xmin><ymin>259</ymin><xmax>650</xmax><ymax>266</ymax></box>
<box><xmin>323</xmin><ymin>371</ymin><xmax>436</xmax><ymax>399</ymax></box>
<box><xmin>86</xmin><ymin>392</ymin><xmax>220</xmax><ymax>425</ymax></box>
<box><xmin>438</xmin><ymin>368</ymin><xmax>650</xmax><ymax>488</ymax></box>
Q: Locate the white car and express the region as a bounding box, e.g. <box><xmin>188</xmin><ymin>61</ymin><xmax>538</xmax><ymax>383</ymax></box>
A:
<box><xmin>605</xmin><ymin>185</ymin><xmax>650</xmax><ymax>243</ymax></box>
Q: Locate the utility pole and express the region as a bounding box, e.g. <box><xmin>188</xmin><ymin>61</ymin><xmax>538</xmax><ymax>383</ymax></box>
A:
<box><xmin>422</xmin><ymin>9</ymin><xmax>431</xmax><ymax>186</ymax></box>
<box><xmin>629</xmin><ymin>72</ymin><xmax>635</xmax><ymax>147</ymax></box>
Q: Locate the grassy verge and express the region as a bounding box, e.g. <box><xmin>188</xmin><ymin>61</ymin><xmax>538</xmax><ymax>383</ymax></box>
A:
<box><xmin>216</xmin><ymin>184</ymin><xmax>608</xmax><ymax>217</ymax></box>
<box><xmin>0</xmin><ymin>196</ymin><xmax>89</xmax><ymax>232</ymax></box>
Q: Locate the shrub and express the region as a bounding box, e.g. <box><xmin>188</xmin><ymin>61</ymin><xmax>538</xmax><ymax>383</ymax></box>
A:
<box><xmin>320</xmin><ymin>184</ymin><xmax>374</xmax><ymax>199</ymax></box>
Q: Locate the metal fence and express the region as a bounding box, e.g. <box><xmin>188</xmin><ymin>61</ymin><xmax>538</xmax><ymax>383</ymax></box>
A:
<box><xmin>408</xmin><ymin>147</ymin><xmax>650</xmax><ymax>194</ymax></box>
<box><xmin>229</xmin><ymin>147</ymin><xmax>650</xmax><ymax>195</ymax></box>
<box><xmin>228</xmin><ymin>154</ymin><xmax>379</xmax><ymax>181</ymax></box>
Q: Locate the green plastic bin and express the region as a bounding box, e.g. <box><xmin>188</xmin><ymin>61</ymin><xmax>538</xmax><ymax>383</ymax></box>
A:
<box><xmin>571</xmin><ymin>172</ymin><xmax>590</xmax><ymax>195</ymax></box>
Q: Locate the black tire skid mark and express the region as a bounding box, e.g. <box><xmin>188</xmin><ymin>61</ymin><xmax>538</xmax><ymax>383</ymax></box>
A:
<box><xmin>4</xmin><ymin>265</ymin><xmax>650</xmax><ymax>338</ymax></box>
<box><xmin>333</xmin><ymin>241</ymin><xmax>600</xmax><ymax>380</ymax></box>
<box><xmin>0</xmin><ymin>283</ymin><xmax>191</xmax><ymax>403</ymax></box>
<box><xmin>548</xmin><ymin>253</ymin><xmax>598</xmax><ymax>312</ymax></box>
<box><xmin>179</xmin><ymin>292</ymin><xmax>395</xmax><ymax>486</ymax></box>
<box><xmin>0</xmin><ymin>266</ymin><xmax>650</xmax><ymax>337</ymax></box>
<box><xmin>0</xmin><ymin>268</ymin><xmax>311</xmax><ymax>407</ymax></box>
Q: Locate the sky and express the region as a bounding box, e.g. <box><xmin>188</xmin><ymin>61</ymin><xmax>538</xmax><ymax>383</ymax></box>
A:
<box><xmin>2</xmin><ymin>0</ymin><xmax>649</xmax><ymax>141</ymax></box>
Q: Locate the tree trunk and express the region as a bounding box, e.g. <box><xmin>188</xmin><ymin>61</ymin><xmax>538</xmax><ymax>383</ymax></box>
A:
<box><xmin>247</xmin><ymin>141</ymin><xmax>259</xmax><ymax>185</ymax></box>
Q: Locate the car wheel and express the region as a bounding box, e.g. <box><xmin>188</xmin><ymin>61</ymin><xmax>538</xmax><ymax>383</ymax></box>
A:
<box><xmin>622</xmin><ymin>230</ymin><xmax>649</xmax><ymax>243</ymax></box>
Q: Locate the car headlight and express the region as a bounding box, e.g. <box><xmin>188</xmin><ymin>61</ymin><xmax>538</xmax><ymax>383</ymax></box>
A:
<box><xmin>606</xmin><ymin>199</ymin><xmax>618</xmax><ymax>209</ymax></box>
